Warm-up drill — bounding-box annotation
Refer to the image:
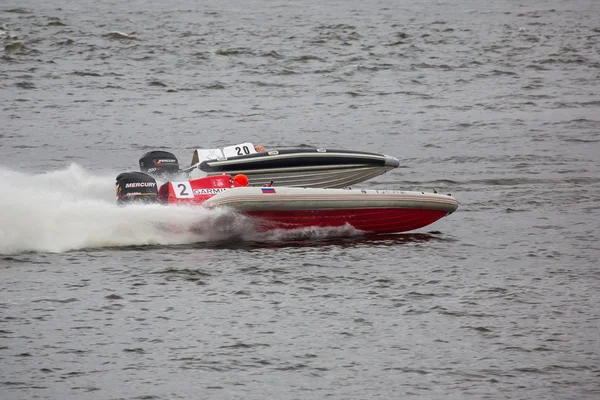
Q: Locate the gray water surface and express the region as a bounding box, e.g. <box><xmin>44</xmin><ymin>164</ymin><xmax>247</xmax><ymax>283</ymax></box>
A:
<box><xmin>1</xmin><ymin>1</ymin><xmax>599</xmax><ymax>399</ymax></box>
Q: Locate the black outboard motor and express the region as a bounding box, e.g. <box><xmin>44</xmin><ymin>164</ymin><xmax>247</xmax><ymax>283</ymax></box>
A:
<box><xmin>116</xmin><ymin>172</ymin><xmax>159</xmax><ymax>205</ymax></box>
<box><xmin>139</xmin><ymin>151</ymin><xmax>180</xmax><ymax>177</ymax></box>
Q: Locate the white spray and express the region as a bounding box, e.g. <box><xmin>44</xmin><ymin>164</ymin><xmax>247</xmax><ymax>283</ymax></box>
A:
<box><xmin>0</xmin><ymin>164</ymin><xmax>254</xmax><ymax>254</ymax></box>
<box><xmin>0</xmin><ymin>164</ymin><xmax>364</xmax><ymax>254</ymax></box>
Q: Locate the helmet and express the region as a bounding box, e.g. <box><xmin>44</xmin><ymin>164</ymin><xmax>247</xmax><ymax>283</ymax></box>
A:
<box><xmin>233</xmin><ymin>174</ymin><xmax>249</xmax><ymax>187</ymax></box>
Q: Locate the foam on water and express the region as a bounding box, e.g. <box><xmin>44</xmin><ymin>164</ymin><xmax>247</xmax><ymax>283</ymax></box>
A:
<box><xmin>0</xmin><ymin>165</ymin><xmax>255</xmax><ymax>254</ymax></box>
<box><xmin>0</xmin><ymin>165</ymin><xmax>363</xmax><ymax>254</ymax></box>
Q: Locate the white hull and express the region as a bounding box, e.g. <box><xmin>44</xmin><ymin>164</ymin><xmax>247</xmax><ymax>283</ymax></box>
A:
<box><xmin>203</xmin><ymin>186</ymin><xmax>458</xmax><ymax>214</ymax></box>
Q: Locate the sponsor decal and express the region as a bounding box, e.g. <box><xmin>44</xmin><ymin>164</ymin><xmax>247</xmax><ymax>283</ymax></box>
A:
<box><xmin>124</xmin><ymin>192</ymin><xmax>156</xmax><ymax>197</ymax></box>
<box><xmin>261</xmin><ymin>187</ymin><xmax>276</xmax><ymax>194</ymax></box>
<box><xmin>154</xmin><ymin>158</ymin><xmax>177</xmax><ymax>165</ymax></box>
<box><xmin>193</xmin><ymin>188</ymin><xmax>227</xmax><ymax>195</ymax></box>
<box><xmin>374</xmin><ymin>190</ymin><xmax>405</xmax><ymax>194</ymax></box>
<box><xmin>125</xmin><ymin>182</ymin><xmax>156</xmax><ymax>188</ymax></box>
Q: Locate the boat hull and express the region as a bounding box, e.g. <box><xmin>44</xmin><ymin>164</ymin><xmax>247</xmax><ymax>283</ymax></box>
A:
<box><xmin>190</xmin><ymin>148</ymin><xmax>400</xmax><ymax>188</ymax></box>
<box><xmin>202</xmin><ymin>186</ymin><xmax>458</xmax><ymax>234</ymax></box>
<box><xmin>245</xmin><ymin>208</ymin><xmax>452</xmax><ymax>233</ymax></box>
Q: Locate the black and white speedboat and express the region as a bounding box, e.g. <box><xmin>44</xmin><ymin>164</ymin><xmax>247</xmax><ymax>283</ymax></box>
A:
<box><xmin>139</xmin><ymin>142</ymin><xmax>400</xmax><ymax>188</ymax></box>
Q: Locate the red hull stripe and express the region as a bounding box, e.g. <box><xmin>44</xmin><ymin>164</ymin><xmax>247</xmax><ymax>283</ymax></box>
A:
<box><xmin>244</xmin><ymin>208</ymin><xmax>449</xmax><ymax>234</ymax></box>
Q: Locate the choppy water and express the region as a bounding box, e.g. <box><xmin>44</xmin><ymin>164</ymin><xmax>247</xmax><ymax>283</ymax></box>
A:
<box><xmin>1</xmin><ymin>0</ymin><xmax>599</xmax><ymax>399</ymax></box>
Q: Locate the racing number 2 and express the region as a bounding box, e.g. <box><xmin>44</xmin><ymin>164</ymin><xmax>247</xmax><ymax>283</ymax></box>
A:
<box><xmin>172</xmin><ymin>181</ymin><xmax>194</xmax><ymax>198</ymax></box>
<box><xmin>178</xmin><ymin>184</ymin><xmax>189</xmax><ymax>196</ymax></box>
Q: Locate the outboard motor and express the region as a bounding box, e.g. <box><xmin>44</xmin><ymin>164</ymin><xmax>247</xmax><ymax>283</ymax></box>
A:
<box><xmin>115</xmin><ymin>171</ymin><xmax>159</xmax><ymax>205</ymax></box>
<box><xmin>139</xmin><ymin>150</ymin><xmax>180</xmax><ymax>177</ymax></box>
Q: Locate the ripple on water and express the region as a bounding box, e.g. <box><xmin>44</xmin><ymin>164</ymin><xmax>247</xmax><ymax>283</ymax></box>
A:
<box><xmin>1</xmin><ymin>1</ymin><xmax>600</xmax><ymax>399</ymax></box>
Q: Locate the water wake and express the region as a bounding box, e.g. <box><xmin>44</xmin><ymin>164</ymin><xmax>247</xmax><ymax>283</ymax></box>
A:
<box><xmin>0</xmin><ymin>164</ymin><xmax>363</xmax><ymax>254</ymax></box>
<box><xmin>0</xmin><ymin>165</ymin><xmax>254</xmax><ymax>254</ymax></box>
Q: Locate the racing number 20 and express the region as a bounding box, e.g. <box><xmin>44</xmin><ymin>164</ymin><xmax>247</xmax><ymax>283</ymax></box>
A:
<box><xmin>236</xmin><ymin>146</ymin><xmax>250</xmax><ymax>155</ymax></box>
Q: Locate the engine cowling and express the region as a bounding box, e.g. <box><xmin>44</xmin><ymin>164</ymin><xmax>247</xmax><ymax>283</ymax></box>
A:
<box><xmin>115</xmin><ymin>172</ymin><xmax>158</xmax><ymax>205</ymax></box>
<box><xmin>139</xmin><ymin>150</ymin><xmax>180</xmax><ymax>177</ymax></box>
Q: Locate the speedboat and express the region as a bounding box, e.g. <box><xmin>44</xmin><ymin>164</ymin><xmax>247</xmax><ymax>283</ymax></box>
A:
<box><xmin>115</xmin><ymin>172</ymin><xmax>458</xmax><ymax>235</ymax></box>
<box><xmin>139</xmin><ymin>142</ymin><xmax>400</xmax><ymax>188</ymax></box>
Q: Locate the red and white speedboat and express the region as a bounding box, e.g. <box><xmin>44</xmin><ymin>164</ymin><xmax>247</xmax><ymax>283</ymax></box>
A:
<box><xmin>116</xmin><ymin>172</ymin><xmax>458</xmax><ymax>234</ymax></box>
